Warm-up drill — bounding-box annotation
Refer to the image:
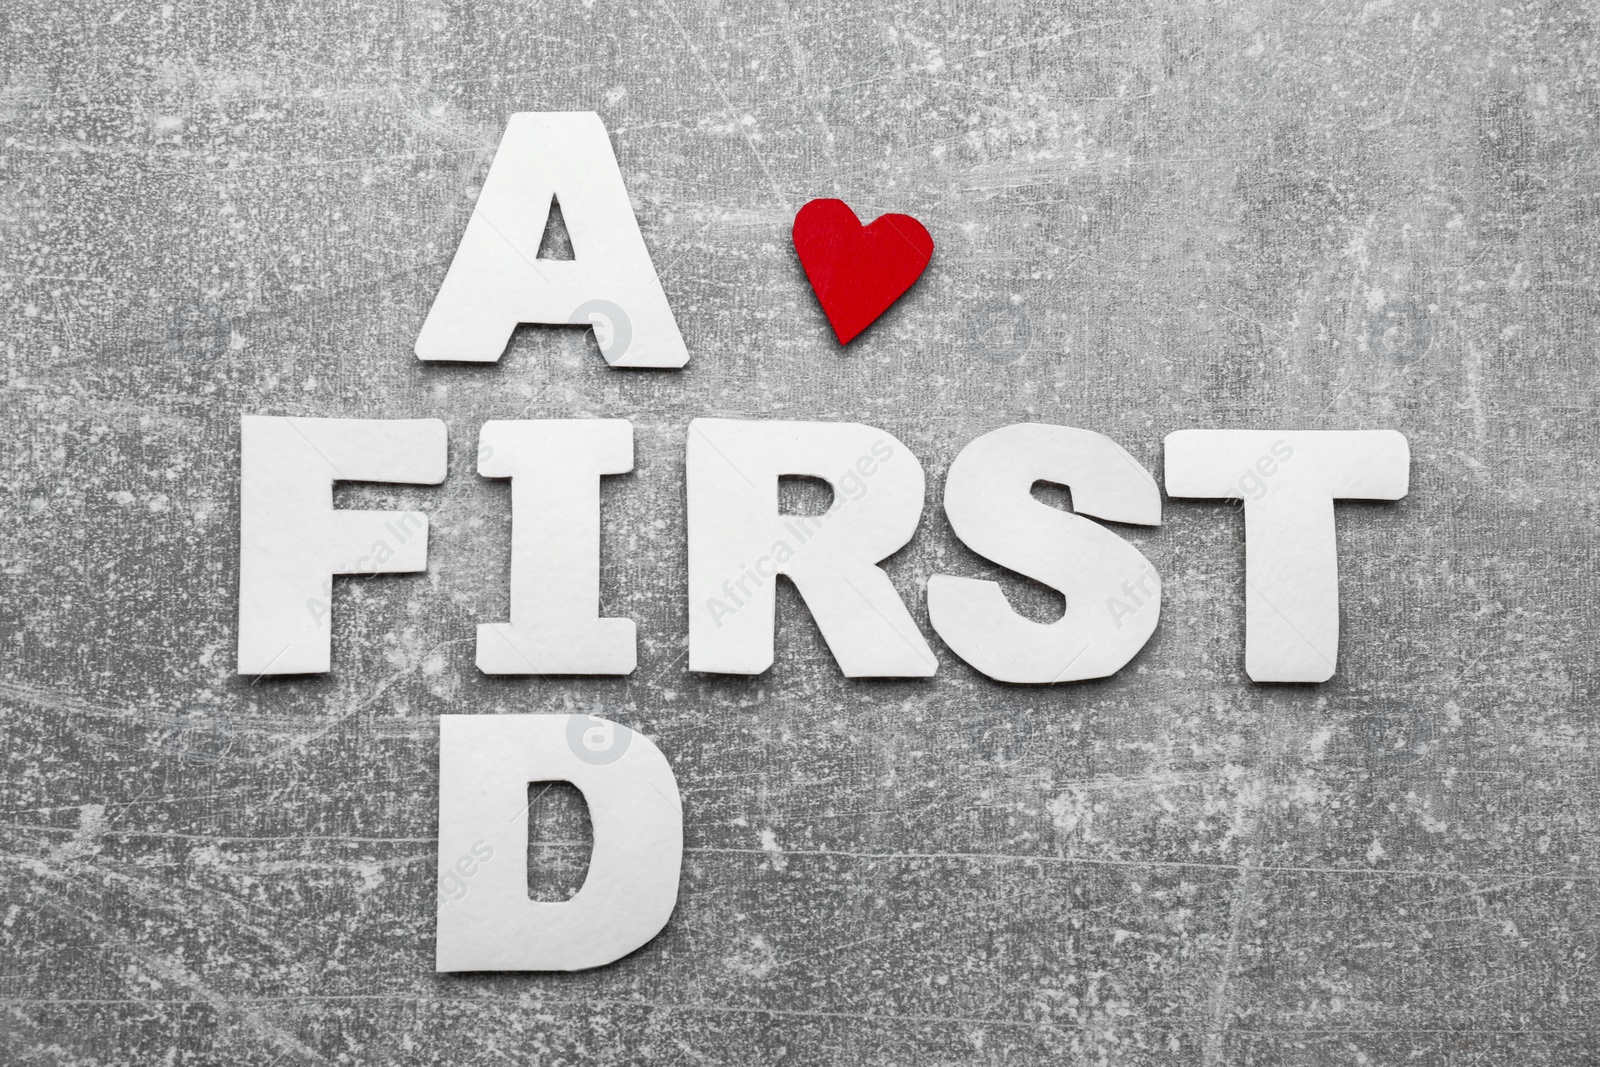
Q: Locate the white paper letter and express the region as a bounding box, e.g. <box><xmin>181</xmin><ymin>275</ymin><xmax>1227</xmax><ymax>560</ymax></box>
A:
<box><xmin>237</xmin><ymin>416</ymin><xmax>446</xmax><ymax>675</ymax></box>
<box><xmin>927</xmin><ymin>424</ymin><xmax>1161</xmax><ymax>684</ymax></box>
<box><xmin>687</xmin><ymin>419</ymin><xmax>936</xmax><ymax>677</ymax></box>
<box><xmin>1164</xmin><ymin>429</ymin><xmax>1410</xmax><ymax>683</ymax></box>
<box><xmin>436</xmin><ymin>714</ymin><xmax>682</xmax><ymax>971</ymax></box>
<box><xmin>416</xmin><ymin>112</ymin><xmax>687</xmax><ymax>368</ymax></box>
<box><xmin>476</xmin><ymin>419</ymin><xmax>636</xmax><ymax>675</ymax></box>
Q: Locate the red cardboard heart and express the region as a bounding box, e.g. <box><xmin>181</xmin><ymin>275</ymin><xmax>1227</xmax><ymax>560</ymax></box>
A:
<box><xmin>792</xmin><ymin>198</ymin><xmax>934</xmax><ymax>345</ymax></box>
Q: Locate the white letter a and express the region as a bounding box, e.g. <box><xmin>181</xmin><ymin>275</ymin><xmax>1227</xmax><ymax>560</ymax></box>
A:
<box><xmin>416</xmin><ymin>111</ymin><xmax>688</xmax><ymax>368</ymax></box>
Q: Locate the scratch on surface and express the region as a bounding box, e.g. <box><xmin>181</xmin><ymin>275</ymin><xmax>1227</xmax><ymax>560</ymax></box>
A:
<box><xmin>1200</xmin><ymin>846</ymin><xmax>1261</xmax><ymax>1066</ymax></box>
<box><xmin>19</xmin><ymin>869</ymin><xmax>326</xmax><ymax>1063</ymax></box>
<box><xmin>681</xmin><ymin>846</ymin><xmax>1598</xmax><ymax>882</ymax></box>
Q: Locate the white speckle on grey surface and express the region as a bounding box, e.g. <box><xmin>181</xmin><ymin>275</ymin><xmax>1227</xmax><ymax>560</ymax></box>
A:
<box><xmin>2</xmin><ymin>0</ymin><xmax>1599</xmax><ymax>1063</ymax></box>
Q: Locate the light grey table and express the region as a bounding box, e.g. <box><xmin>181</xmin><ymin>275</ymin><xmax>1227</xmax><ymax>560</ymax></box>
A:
<box><xmin>2</xmin><ymin>1</ymin><xmax>1596</xmax><ymax>1062</ymax></box>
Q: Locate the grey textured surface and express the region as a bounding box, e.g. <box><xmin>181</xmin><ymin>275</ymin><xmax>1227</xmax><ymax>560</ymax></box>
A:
<box><xmin>3</xmin><ymin>0</ymin><xmax>1599</xmax><ymax>1063</ymax></box>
